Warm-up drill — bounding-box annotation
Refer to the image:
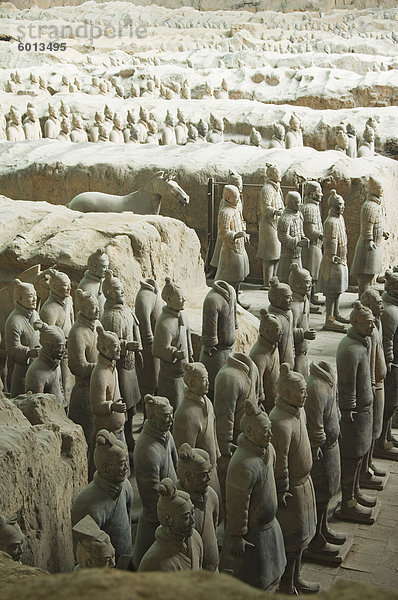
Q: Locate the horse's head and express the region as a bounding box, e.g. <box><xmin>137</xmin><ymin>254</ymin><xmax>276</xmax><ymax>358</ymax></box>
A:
<box><xmin>159</xmin><ymin>172</ymin><xmax>189</xmax><ymax>206</ymax></box>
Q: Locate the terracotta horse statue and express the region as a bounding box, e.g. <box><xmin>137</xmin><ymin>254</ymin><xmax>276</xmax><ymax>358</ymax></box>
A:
<box><xmin>68</xmin><ymin>171</ymin><xmax>189</xmax><ymax>214</ymax></box>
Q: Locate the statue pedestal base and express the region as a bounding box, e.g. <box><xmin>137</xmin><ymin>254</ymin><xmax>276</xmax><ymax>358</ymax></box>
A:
<box><xmin>303</xmin><ymin>538</ymin><xmax>352</xmax><ymax>567</ymax></box>
<box><xmin>335</xmin><ymin>499</ymin><xmax>381</xmax><ymax>526</ymax></box>
<box><xmin>360</xmin><ymin>470</ymin><xmax>389</xmax><ymax>491</ymax></box>
<box><xmin>373</xmin><ymin>446</ymin><xmax>398</xmax><ymax>461</ymax></box>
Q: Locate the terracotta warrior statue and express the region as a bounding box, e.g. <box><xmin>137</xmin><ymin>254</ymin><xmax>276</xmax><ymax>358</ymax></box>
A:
<box><xmin>70</xmin><ymin>115</ymin><xmax>88</xmax><ymax>143</ymax></box>
<box><xmin>214</xmin><ymin>352</ymin><xmax>261</xmax><ymax>509</ymax></box>
<box><xmin>199</xmin><ymin>280</ymin><xmax>237</xmax><ymax>399</ymax></box>
<box><xmin>206</xmin><ymin>114</ymin><xmax>224</xmax><ymax>144</ymax></box>
<box><xmin>5</xmin><ymin>280</ymin><xmax>40</xmax><ymax>398</ymax></box>
<box><xmin>249</xmin><ymin>308</ymin><xmax>282</xmax><ymax>414</ymax></box>
<box><xmin>173</xmin><ymin>362</ymin><xmax>221</xmax><ymax>502</ymax></box>
<box><xmin>98</xmin><ymin>125</ymin><xmax>110</xmax><ymax>143</ymax></box>
<box><xmin>152</xmin><ymin>278</ymin><xmax>193</xmax><ymax>410</ymax></box>
<box><xmin>360</xmin><ymin>287</ymin><xmax>387</xmax><ymax>487</ymax></box>
<box><xmin>44</xmin><ymin>104</ymin><xmax>59</xmax><ymax>139</ymax></box>
<box><xmin>77</xmin><ymin>248</ymin><xmax>109</xmax><ymax>319</ymax></box>
<box><xmin>138</xmin><ymin>478</ymin><xmax>202</xmax><ymax>572</ymax></box>
<box><xmin>277</xmin><ymin>191</ymin><xmax>309</xmax><ymax>284</ymax></box>
<box><xmin>214</xmin><ymin>185</ymin><xmax>250</xmax><ymax>298</ymax></box>
<box><xmin>269</xmin><ymin>364</ymin><xmax>319</xmax><ymax>595</ymax></box>
<box><xmin>268</xmin><ymin>277</ymin><xmax>295</xmax><ymax>369</ymax></box>
<box><xmin>68</xmin><ymin>290</ymin><xmax>99</xmax><ymax>445</ymax></box>
<box><xmin>288</xmin><ymin>264</ymin><xmax>316</xmax><ymax>378</ymax></box>
<box><xmin>161</xmin><ymin>110</ymin><xmax>177</xmax><ymax>146</ymax></box>
<box><xmin>123</xmin><ymin>109</ymin><xmax>137</xmax><ymax>143</ymax></box>
<box><xmin>375</xmin><ymin>270</ymin><xmax>398</xmax><ymax>460</ymax></box>
<box><xmin>0</xmin><ymin>515</ymin><xmax>25</xmax><ymax>563</ymax></box>
<box><xmin>351</xmin><ymin>177</ymin><xmax>389</xmax><ymax>297</ymax></box>
<box><xmin>40</xmin><ymin>269</ymin><xmax>74</xmax><ymax>405</ymax></box>
<box><xmin>133</xmin><ymin>394</ymin><xmax>177</xmax><ymax>567</ymax></box>
<box><xmin>145</xmin><ymin>119</ymin><xmax>159</xmax><ymax>144</ymax></box>
<box><xmin>257</xmin><ymin>164</ymin><xmax>284</xmax><ymax>288</ymax></box>
<box><xmin>305</xmin><ymin>361</ymin><xmax>346</xmax><ymax>560</ymax></box>
<box><xmin>102</xmin><ymin>270</ymin><xmax>142</xmax><ymax>453</ymax></box>
<box><xmin>134</xmin><ymin>279</ymin><xmax>163</xmax><ymax>397</ymax></box>
<box><xmin>300</xmin><ymin>181</ymin><xmax>324</xmax><ymax>308</ymax></box>
<box><xmin>336</xmin><ymin>301</ymin><xmax>376</xmax><ymax>524</ymax></box>
<box><xmin>23</xmin><ymin>106</ymin><xmax>42</xmax><ymax>140</ymax></box>
<box><xmin>197</xmin><ymin>119</ymin><xmax>208</xmax><ymax>142</ymax></box>
<box><xmin>186</xmin><ymin>123</ymin><xmax>198</xmax><ymax>144</ymax></box>
<box><xmin>335</xmin><ymin>130</ymin><xmax>349</xmax><ymax>153</ymax></box>
<box><xmin>25</xmin><ymin>322</ymin><xmax>66</xmax><ymax>406</ymax></box>
<box><xmin>60</xmin><ymin>101</ymin><xmax>71</xmax><ymax>124</ymax></box>
<box><xmin>220</xmin><ymin>401</ymin><xmax>286</xmax><ymax>591</ymax></box>
<box><xmin>89</xmin><ymin>112</ymin><xmax>105</xmax><ymax>143</ymax></box>
<box><xmin>103</xmin><ymin>105</ymin><xmax>114</xmax><ymax>134</ymax></box>
<box><xmin>73</xmin><ymin>515</ymin><xmax>115</xmax><ymax>570</ymax></box>
<box><xmin>57</xmin><ymin>119</ymin><xmax>71</xmax><ymax>141</ymax></box>
<box><xmin>6</xmin><ymin>108</ymin><xmax>25</xmax><ymax>142</ymax></box>
<box><xmin>209</xmin><ymin>171</ymin><xmax>244</xmax><ymax>277</ymax></box>
<box><xmin>109</xmin><ymin>114</ymin><xmax>125</xmax><ymax>144</ymax></box>
<box><xmin>214</xmin><ymin>352</ymin><xmax>262</xmax><ymax>454</ymax></box>
<box><xmin>71</xmin><ymin>429</ymin><xmax>133</xmax><ymax>564</ymax></box>
<box><xmin>90</xmin><ymin>324</ymin><xmax>126</xmax><ymax>447</ymax></box>
<box><xmin>285</xmin><ymin>114</ymin><xmax>303</xmax><ymax>149</ymax></box>
<box><xmin>346</xmin><ymin>122</ymin><xmax>357</xmax><ymax>158</ymax></box>
<box><xmin>318</xmin><ymin>190</ymin><xmax>349</xmax><ymax>332</ymax></box>
<box><xmin>357</xmin><ymin>125</ymin><xmax>375</xmax><ymax>158</ymax></box>
<box><xmin>175</xmin><ymin>108</ymin><xmax>188</xmax><ymax>145</ymax></box>
<box><xmin>269</xmin><ymin>124</ymin><xmax>286</xmax><ymax>149</ymax></box>
<box><xmin>177</xmin><ymin>444</ymin><xmax>219</xmax><ymax>572</ymax></box>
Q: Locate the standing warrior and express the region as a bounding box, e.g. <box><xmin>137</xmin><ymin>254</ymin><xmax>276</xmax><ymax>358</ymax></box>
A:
<box><xmin>209</xmin><ymin>170</ymin><xmax>244</xmax><ymax>276</ymax></box>
<box><xmin>351</xmin><ymin>177</ymin><xmax>389</xmax><ymax>298</ymax></box>
<box><xmin>336</xmin><ymin>301</ymin><xmax>376</xmax><ymax>524</ymax></box>
<box><xmin>39</xmin><ymin>269</ymin><xmax>74</xmax><ymax>405</ymax></box>
<box><xmin>318</xmin><ymin>190</ymin><xmax>349</xmax><ymax>332</ymax></box>
<box><xmin>249</xmin><ymin>308</ymin><xmax>282</xmax><ymax>415</ymax></box>
<box><xmin>138</xmin><ymin>478</ymin><xmax>202</xmax><ymax>572</ymax></box>
<box><xmin>25</xmin><ymin>322</ymin><xmax>66</xmax><ymax>407</ymax></box>
<box><xmin>268</xmin><ymin>277</ymin><xmax>295</xmax><ymax>369</ymax></box>
<box><xmin>77</xmin><ymin>248</ymin><xmax>109</xmax><ymax>319</ymax></box>
<box><xmin>133</xmin><ymin>395</ymin><xmax>177</xmax><ymax>567</ymax></box>
<box><xmin>288</xmin><ymin>264</ymin><xmax>316</xmax><ymax>379</ymax></box>
<box><xmin>220</xmin><ymin>401</ymin><xmax>286</xmax><ymax>591</ymax></box>
<box><xmin>305</xmin><ymin>361</ymin><xmax>346</xmax><ymax>559</ymax></box>
<box><xmin>276</xmin><ymin>191</ymin><xmax>309</xmax><ymax>284</ymax></box>
<box><xmin>375</xmin><ymin>270</ymin><xmax>398</xmax><ymax>460</ymax></box>
<box><xmin>152</xmin><ymin>278</ymin><xmax>193</xmax><ymax>411</ymax></box>
<box><xmin>300</xmin><ymin>181</ymin><xmax>324</xmax><ymax>308</ymax></box>
<box><xmin>102</xmin><ymin>270</ymin><xmax>142</xmax><ymax>453</ymax></box>
<box><xmin>285</xmin><ymin>114</ymin><xmax>303</xmax><ymax>149</ymax></box>
<box><xmin>90</xmin><ymin>324</ymin><xmax>126</xmax><ymax>445</ymax></box>
<box><xmin>269</xmin><ymin>123</ymin><xmax>285</xmax><ymax>149</ymax></box>
<box><xmin>68</xmin><ymin>290</ymin><xmax>99</xmax><ymax>445</ymax></box>
<box><xmin>214</xmin><ymin>185</ymin><xmax>250</xmax><ymax>299</ymax></box>
<box><xmin>43</xmin><ymin>104</ymin><xmax>59</xmax><ymax>139</ymax></box>
<box><xmin>71</xmin><ymin>430</ymin><xmax>133</xmax><ymax>564</ymax></box>
<box><xmin>199</xmin><ymin>280</ymin><xmax>237</xmax><ymax>400</ymax></box>
<box><xmin>214</xmin><ymin>352</ymin><xmax>262</xmax><ymax>508</ymax></box>
<box><xmin>256</xmin><ymin>164</ymin><xmax>284</xmax><ymax>289</ymax></box>
<box><xmin>5</xmin><ymin>280</ymin><xmax>40</xmax><ymax>398</ymax></box>
<box><xmin>360</xmin><ymin>287</ymin><xmax>387</xmax><ymax>487</ymax></box>
<box><xmin>177</xmin><ymin>444</ymin><xmax>219</xmax><ymax>572</ymax></box>
<box><xmin>269</xmin><ymin>364</ymin><xmax>319</xmax><ymax>595</ymax></box>
<box><xmin>173</xmin><ymin>362</ymin><xmax>221</xmax><ymax>502</ymax></box>
<box><xmin>135</xmin><ymin>278</ymin><xmax>163</xmax><ymax>397</ymax></box>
